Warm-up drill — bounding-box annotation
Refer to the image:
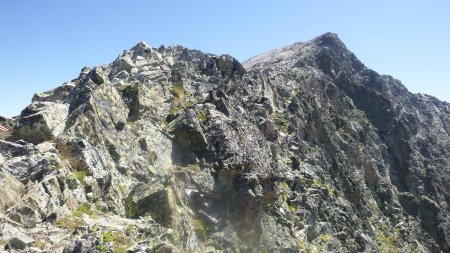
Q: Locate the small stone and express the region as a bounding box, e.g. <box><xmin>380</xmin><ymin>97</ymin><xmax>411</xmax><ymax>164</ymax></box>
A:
<box><xmin>7</xmin><ymin>233</ymin><xmax>35</xmax><ymax>250</ymax></box>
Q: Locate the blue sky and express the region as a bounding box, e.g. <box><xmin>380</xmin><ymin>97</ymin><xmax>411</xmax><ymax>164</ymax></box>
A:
<box><xmin>0</xmin><ymin>0</ymin><xmax>449</xmax><ymax>117</ymax></box>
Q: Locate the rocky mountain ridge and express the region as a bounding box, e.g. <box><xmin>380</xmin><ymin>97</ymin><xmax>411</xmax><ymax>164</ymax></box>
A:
<box><xmin>0</xmin><ymin>32</ymin><xmax>449</xmax><ymax>252</ymax></box>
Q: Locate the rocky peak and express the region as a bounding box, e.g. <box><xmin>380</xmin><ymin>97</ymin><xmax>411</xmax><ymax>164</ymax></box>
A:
<box><xmin>310</xmin><ymin>32</ymin><xmax>346</xmax><ymax>50</ymax></box>
<box><xmin>130</xmin><ymin>40</ymin><xmax>153</xmax><ymax>56</ymax></box>
<box><xmin>244</xmin><ymin>32</ymin><xmax>364</xmax><ymax>77</ymax></box>
<box><xmin>0</xmin><ymin>34</ymin><xmax>449</xmax><ymax>253</ymax></box>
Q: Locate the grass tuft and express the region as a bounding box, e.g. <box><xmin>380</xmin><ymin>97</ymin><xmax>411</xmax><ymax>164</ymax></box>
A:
<box><xmin>72</xmin><ymin>170</ymin><xmax>88</xmax><ymax>182</ymax></box>
<box><xmin>170</xmin><ymin>83</ymin><xmax>183</xmax><ymax>98</ymax></box>
<box><xmin>197</xmin><ymin>109</ymin><xmax>208</xmax><ymax>122</ymax></box>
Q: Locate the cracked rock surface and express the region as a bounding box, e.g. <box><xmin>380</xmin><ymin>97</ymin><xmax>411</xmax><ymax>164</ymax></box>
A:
<box><xmin>0</xmin><ymin>33</ymin><xmax>449</xmax><ymax>252</ymax></box>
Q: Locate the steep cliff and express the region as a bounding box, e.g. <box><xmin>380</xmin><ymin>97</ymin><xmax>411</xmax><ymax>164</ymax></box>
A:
<box><xmin>0</xmin><ymin>33</ymin><xmax>449</xmax><ymax>253</ymax></box>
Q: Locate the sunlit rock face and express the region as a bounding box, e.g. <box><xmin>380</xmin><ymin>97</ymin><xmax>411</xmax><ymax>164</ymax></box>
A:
<box><xmin>0</xmin><ymin>33</ymin><xmax>449</xmax><ymax>253</ymax></box>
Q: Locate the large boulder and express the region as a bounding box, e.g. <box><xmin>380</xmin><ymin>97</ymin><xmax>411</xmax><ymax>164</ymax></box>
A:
<box><xmin>32</xmin><ymin>82</ymin><xmax>76</xmax><ymax>103</ymax></box>
<box><xmin>7</xmin><ymin>175</ymin><xmax>79</xmax><ymax>228</ymax></box>
<box><xmin>125</xmin><ymin>182</ymin><xmax>177</xmax><ymax>227</ymax></box>
<box><xmin>204</xmin><ymin>108</ymin><xmax>272</xmax><ymax>177</ymax></box>
<box><xmin>63</xmin><ymin>237</ymin><xmax>98</xmax><ymax>253</ymax></box>
<box><xmin>2</xmin><ymin>151</ymin><xmax>62</xmax><ymax>183</ymax></box>
<box><xmin>171</xmin><ymin>108</ymin><xmax>209</xmax><ymax>156</ymax></box>
<box><xmin>13</xmin><ymin>101</ymin><xmax>69</xmax><ymax>144</ymax></box>
<box><xmin>6</xmin><ymin>232</ymin><xmax>35</xmax><ymax>251</ymax></box>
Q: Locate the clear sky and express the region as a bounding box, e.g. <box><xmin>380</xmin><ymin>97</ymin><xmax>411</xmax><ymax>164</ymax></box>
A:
<box><xmin>0</xmin><ymin>1</ymin><xmax>449</xmax><ymax>117</ymax></box>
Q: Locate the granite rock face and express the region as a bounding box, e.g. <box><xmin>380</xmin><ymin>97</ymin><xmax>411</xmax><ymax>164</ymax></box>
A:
<box><xmin>0</xmin><ymin>33</ymin><xmax>449</xmax><ymax>252</ymax></box>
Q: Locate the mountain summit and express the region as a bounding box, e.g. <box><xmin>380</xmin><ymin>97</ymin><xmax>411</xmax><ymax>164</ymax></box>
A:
<box><xmin>0</xmin><ymin>33</ymin><xmax>449</xmax><ymax>252</ymax></box>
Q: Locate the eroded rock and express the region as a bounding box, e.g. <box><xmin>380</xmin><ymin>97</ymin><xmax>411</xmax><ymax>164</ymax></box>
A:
<box><xmin>0</xmin><ymin>34</ymin><xmax>449</xmax><ymax>252</ymax></box>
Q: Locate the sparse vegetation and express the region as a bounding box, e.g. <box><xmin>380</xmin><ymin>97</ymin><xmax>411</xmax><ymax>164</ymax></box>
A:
<box><xmin>311</xmin><ymin>179</ymin><xmax>334</xmax><ymax>197</ymax></box>
<box><xmin>274</xmin><ymin>112</ymin><xmax>288</xmax><ymax>132</ymax></box>
<box><xmin>72</xmin><ymin>170</ymin><xmax>88</xmax><ymax>182</ymax></box>
<box><xmin>96</xmin><ymin>244</ymin><xmax>108</xmax><ymax>252</ymax></box>
<box><xmin>287</xmin><ymin>202</ymin><xmax>298</xmax><ymax>213</ymax></box>
<box><xmin>55</xmin><ymin>216</ymin><xmax>85</xmax><ymax>230</ymax></box>
<box><xmin>32</xmin><ymin>240</ymin><xmax>49</xmax><ymax>249</ymax></box>
<box><xmin>99</xmin><ymin>231</ymin><xmax>132</xmax><ymax>253</ymax></box>
<box><xmin>297</xmin><ymin>239</ymin><xmax>307</xmax><ymax>249</ymax></box>
<box><xmin>55</xmin><ymin>203</ymin><xmax>94</xmax><ymax>229</ymax></box>
<box><xmin>168</xmin><ymin>103</ymin><xmax>185</xmax><ymax>115</ymax></box>
<box><xmin>278</xmin><ymin>181</ymin><xmax>291</xmax><ymax>202</ymax></box>
<box><xmin>318</xmin><ymin>234</ymin><xmax>331</xmax><ymax>242</ymax></box>
<box><xmin>192</xmin><ymin>218</ymin><xmax>210</xmax><ymax>240</ymax></box>
<box><xmin>262</xmin><ymin>248</ymin><xmax>271</xmax><ymax>253</ymax></box>
<box><xmin>375</xmin><ymin>229</ymin><xmax>399</xmax><ymax>253</ymax></box>
<box><xmin>102</xmin><ymin>231</ymin><xmax>115</xmax><ymax>243</ymax></box>
<box><xmin>167</xmin><ymin>82</ymin><xmax>199</xmax><ymax>117</ymax></box>
<box><xmin>119</xmin><ymin>184</ymin><xmax>127</xmax><ymax>194</ymax></box>
<box><xmin>73</xmin><ymin>203</ymin><xmax>94</xmax><ymax>217</ymax></box>
<box><xmin>370</xmin><ymin>218</ymin><xmax>400</xmax><ymax>253</ymax></box>
<box><xmin>170</xmin><ymin>83</ymin><xmax>184</xmax><ymax>98</ymax></box>
<box><xmin>197</xmin><ymin>109</ymin><xmax>208</xmax><ymax>122</ymax></box>
<box><xmin>112</xmin><ymin>247</ymin><xmax>127</xmax><ymax>253</ymax></box>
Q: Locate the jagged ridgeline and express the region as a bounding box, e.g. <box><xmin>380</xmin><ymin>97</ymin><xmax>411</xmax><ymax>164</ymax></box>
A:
<box><xmin>0</xmin><ymin>33</ymin><xmax>449</xmax><ymax>252</ymax></box>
